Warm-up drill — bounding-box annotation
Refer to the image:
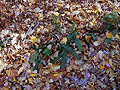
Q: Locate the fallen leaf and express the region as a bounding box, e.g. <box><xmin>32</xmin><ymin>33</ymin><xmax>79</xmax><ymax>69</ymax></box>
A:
<box><xmin>88</xmin><ymin>82</ymin><xmax>94</xmax><ymax>88</ymax></box>
<box><xmin>115</xmin><ymin>34</ymin><xmax>119</xmax><ymax>39</ymax></box>
<box><xmin>28</xmin><ymin>78</ymin><xmax>34</xmax><ymax>84</ymax></box>
<box><xmin>37</xmin><ymin>27</ymin><xmax>42</xmax><ymax>34</ymax></box>
<box><xmin>99</xmin><ymin>64</ymin><xmax>104</xmax><ymax>69</ymax></box>
<box><xmin>0</xmin><ymin>87</ymin><xmax>9</xmax><ymax>90</ymax></box>
<box><xmin>85</xmin><ymin>35</ymin><xmax>91</xmax><ymax>43</ymax></box>
<box><xmin>106</xmin><ymin>32</ymin><xmax>113</xmax><ymax>38</ymax></box>
<box><xmin>53</xmin><ymin>12</ymin><xmax>59</xmax><ymax>16</ymax></box>
<box><xmin>6</xmin><ymin>69</ymin><xmax>18</xmax><ymax>77</ymax></box>
<box><xmin>29</xmin><ymin>35</ymin><xmax>37</xmax><ymax>43</ymax></box>
<box><xmin>109</xmin><ymin>59</ymin><xmax>113</xmax><ymax>68</ymax></box>
<box><xmin>18</xmin><ymin>67</ymin><xmax>24</xmax><ymax>75</ymax></box>
<box><xmin>47</xmin><ymin>44</ymin><xmax>52</xmax><ymax>50</ymax></box>
<box><xmin>60</xmin><ymin>37</ymin><xmax>67</xmax><ymax>44</ymax></box>
<box><xmin>53</xmin><ymin>65</ymin><xmax>60</xmax><ymax>71</ymax></box>
<box><xmin>93</xmin><ymin>41</ymin><xmax>100</xmax><ymax>46</ymax></box>
<box><xmin>38</xmin><ymin>13</ymin><xmax>43</xmax><ymax>18</ymax></box>
<box><xmin>30</xmin><ymin>73</ymin><xmax>38</xmax><ymax>77</ymax></box>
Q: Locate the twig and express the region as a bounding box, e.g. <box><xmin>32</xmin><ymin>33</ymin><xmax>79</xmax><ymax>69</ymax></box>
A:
<box><xmin>25</xmin><ymin>18</ymin><xmax>40</xmax><ymax>39</ymax></box>
<box><xmin>24</xmin><ymin>20</ymin><xmax>36</xmax><ymax>38</ymax></box>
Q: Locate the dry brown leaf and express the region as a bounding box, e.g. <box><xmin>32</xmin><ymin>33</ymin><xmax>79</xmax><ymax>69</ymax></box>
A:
<box><xmin>6</xmin><ymin>69</ymin><xmax>18</xmax><ymax>78</ymax></box>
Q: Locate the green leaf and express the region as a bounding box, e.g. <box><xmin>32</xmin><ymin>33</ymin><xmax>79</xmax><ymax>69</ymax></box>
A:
<box><xmin>91</xmin><ymin>34</ymin><xmax>95</xmax><ymax>41</ymax></box>
<box><xmin>0</xmin><ymin>41</ymin><xmax>4</xmax><ymax>47</ymax></box>
<box><xmin>32</xmin><ymin>45</ymin><xmax>39</xmax><ymax>51</ymax></box>
<box><xmin>5</xmin><ymin>37</ymin><xmax>9</xmax><ymax>41</ymax></box>
<box><xmin>33</xmin><ymin>60</ymin><xmax>40</xmax><ymax>70</ymax></box>
<box><xmin>53</xmin><ymin>51</ymin><xmax>62</xmax><ymax>63</ymax></box>
<box><xmin>61</xmin><ymin>51</ymin><xmax>67</xmax><ymax>69</ymax></box>
<box><xmin>74</xmin><ymin>38</ymin><xmax>82</xmax><ymax>52</ymax></box>
<box><xmin>33</xmin><ymin>45</ymin><xmax>53</xmax><ymax>70</ymax></box>
<box><xmin>42</xmin><ymin>48</ymin><xmax>49</xmax><ymax>54</ymax></box>
<box><xmin>33</xmin><ymin>53</ymin><xmax>49</xmax><ymax>70</ymax></box>
<box><xmin>101</xmin><ymin>19</ymin><xmax>111</xmax><ymax>24</ymax></box>
<box><xmin>53</xmin><ymin>15</ymin><xmax>61</xmax><ymax>33</ymax></box>
<box><xmin>30</xmin><ymin>51</ymin><xmax>39</xmax><ymax>63</ymax></box>
<box><xmin>66</xmin><ymin>33</ymin><xmax>77</xmax><ymax>39</ymax></box>
<box><xmin>104</xmin><ymin>38</ymin><xmax>112</xmax><ymax>43</ymax></box>
<box><xmin>61</xmin><ymin>44</ymin><xmax>80</xmax><ymax>60</ymax></box>
<box><xmin>70</xmin><ymin>22</ymin><xmax>77</xmax><ymax>34</ymax></box>
<box><xmin>112</xmin><ymin>30</ymin><xmax>117</xmax><ymax>36</ymax></box>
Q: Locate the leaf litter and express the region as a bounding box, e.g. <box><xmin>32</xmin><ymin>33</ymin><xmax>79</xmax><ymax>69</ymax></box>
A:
<box><xmin>0</xmin><ymin>0</ymin><xmax>120</xmax><ymax>90</ymax></box>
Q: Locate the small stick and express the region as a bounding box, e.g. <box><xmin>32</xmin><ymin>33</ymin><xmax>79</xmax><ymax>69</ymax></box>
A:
<box><xmin>25</xmin><ymin>18</ymin><xmax>40</xmax><ymax>39</ymax></box>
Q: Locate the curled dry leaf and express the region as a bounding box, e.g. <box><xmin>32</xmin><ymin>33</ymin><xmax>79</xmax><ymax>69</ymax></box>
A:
<box><xmin>6</xmin><ymin>69</ymin><xmax>18</xmax><ymax>78</ymax></box>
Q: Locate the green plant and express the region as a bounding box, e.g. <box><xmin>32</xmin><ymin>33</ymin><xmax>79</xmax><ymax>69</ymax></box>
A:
<box><xmin>52</xmin><ymin>22</ymin><xmax>82</xmax><ymax>69</ymax></box>
<box><xmin>30</xmin><ymin>20</ymin><xmax>82</xmax><ymax>70</ymax></box>
<box><xmin>101</xmin><ymin>12</ymin><xmax>120</xmax><ymax>31</ymax></box>
<box><xmin>52</xmin><ymin>15</ymin><xmax>61</xmax><ymax>33</ymax></box>
<box><xmin>0</xmin><ymin>37</ymin><xmax>9</xmax><ymax>49</ymax></box>
<box><xmin>30</xmin><ymin>41</ymin><xmax>55</xmax><ymax>70</ymax></box>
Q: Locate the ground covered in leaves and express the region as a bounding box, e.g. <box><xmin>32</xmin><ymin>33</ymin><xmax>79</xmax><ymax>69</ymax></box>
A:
<box><xmin>0</xmin><ymin>0</ymin><xmax>120</xmax><ymax>90</ymax></box>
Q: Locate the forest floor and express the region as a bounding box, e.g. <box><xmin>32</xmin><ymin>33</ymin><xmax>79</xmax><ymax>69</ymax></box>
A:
<box><xmin>0</xmin><ymin>0</ymin><xmax>120</xmax><ymax>90</ymax></box>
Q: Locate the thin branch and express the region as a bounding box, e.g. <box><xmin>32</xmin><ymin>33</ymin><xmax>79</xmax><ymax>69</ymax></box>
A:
<box><xmin>25</xmin><ymin>18</ymin><xmax>40</xmax><ymax>39</ymax></box>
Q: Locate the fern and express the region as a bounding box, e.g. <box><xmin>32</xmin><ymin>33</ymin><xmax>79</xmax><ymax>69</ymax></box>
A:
<box><xmin>74</xmin><ymin>38</ymin><xmax>82</xmax><ymax>52</ymax></box>
<box><xmin>53</xmin><ymin>15</ymin><xmax>61</xmax><ymax>33</ymax></box>
<box><xmin>30</xmin><ymin>51</ymin><xmax>39</xmax><ymax>63</ymax></box>
<box><xmin>53</xmin><ymin>51</ymin><xmax>63</xmax><ymax>63</ymax></box>
<box><xmin>61</xmin><ymin>50</ymin><xmax>67</xmax><ymax>69</ymax></box>
<box><xmin>61</xmin><ymin>44</ymin><xmax>80</xmax><ymax>60</ymax></box>
<box><xmin>66</xmin><ymin>33</ymin><xmax>77</xmax><ymax>39</ymax></box>
<box><xmin>33</xmin><ymin>44</ymin><xmax>53</xmax><ymax>70</ymax></box>
<box><xmin>70</xmin><ymin>22</ymin><xmax>77</xmax><ymax>34</ymax></box>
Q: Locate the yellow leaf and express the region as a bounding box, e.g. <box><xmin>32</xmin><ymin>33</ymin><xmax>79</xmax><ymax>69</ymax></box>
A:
<box><xmin>92</xmin><ymin>19</ymin><xmax>97</xmax><ymax>25</ymax></box>
<box><xmin>30</xmin><ymin>35</ymin><xmax>37</xmax><ymax>43</ymax></box>
<box><xmin>100</xmin><ymin>64</ymin><xmax>104</xmax><ymax>69</ymax></box>
<box><xmin>94</xmin><ymin>10</ymin><xmax>98</xmax><ymax>14</ymax></box>
<box><xmin>13</xmin><ymin>77</ymin><xmax>17</xmax><ymax>81</ymax></box>
<box><xmin>57</xmin><ymin>2</ymin><xmax>63</xmax><ymax>7</ymax></box>
<box><xmin>30</xmin><ymin>73</ymin><xmax>38</xmax><ymax>77</ymax></box>
<box><xmin>53</xmin><ymin>72</ymin><xmax>62</xmax><ymax>77</ymax></box>
<box><xmin>55</xmin><ymin>7</ymin><xmax>59</xmax><ymax>10</ymax></box>
<box><xmin>6</xmin><ymin>69</ymin><xmax>11</xmax><ymax>76</ymax></box>
<box><xmin>103</xmin><ymin>60</ymin><xmax>107</xmax><ymax>66</ymax></box>
<box><xmin>60</xmin><ymin>37</ymin><xmax>67</xmax><ymax>44</ymax></box>
<box><xmin>76</xmin><ymin>35</ymin><xmax>80</xmax><ymax>39</ymax></box>
<box><xmin>88</xmin><ymin>82</ymin><xmax>94</xmax><ymax>88</ymax></box>
<box><xmin>38</xmin><ymin>13</ymin><xmax>43</xmax><ymax>18</ymax></box>
<box><xmin>106</xmin><ymin>32</ymin><xmax>113</xmax><ymax>38</ymax></box>
<box><xmin>28</xmin><ymin>78</ymin><xmax>34</xmax><ymax>84</ymax></box>
<box><xmin>53</xmin><ymin>12</ymin><xmax>59</xmax><ymax>16</ymax></box>
<box><xmin>85</xmin><ymin>35</ymin><xmax>91</xmax><ymax>43</ymax></box>
<box><xmin>13</xmin><ymin>77</ymin><xmax>19</xmax><ymax>83</ymax></box>
<box><xmin>115</xmin><ymin>34</ymin><xmax>119</xmax><ymax>39</ymax></box>
<box><xmin>37</xmin><ymin>27</ymin><xmax>42</xmax><ymax>34</ymax></box>
<box><xmin>109</xmin><ymin>59</ymin><xmax>113</xmax><ymax>68</ymax></box>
